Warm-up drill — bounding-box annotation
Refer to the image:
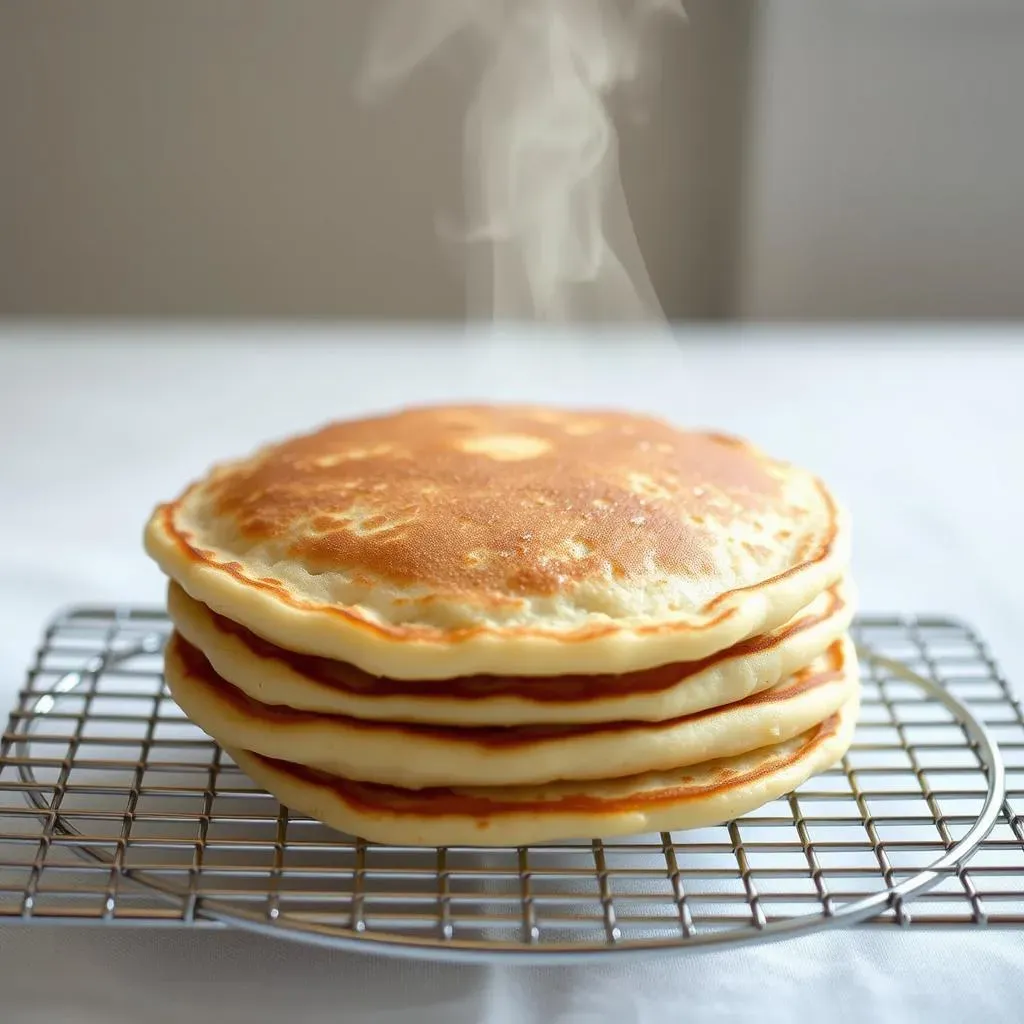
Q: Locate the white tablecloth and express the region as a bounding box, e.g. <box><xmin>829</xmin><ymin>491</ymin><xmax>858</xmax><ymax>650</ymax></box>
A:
<box><xmin>1</xmin><ymin>324</ymin><xmax>1022</xmax><ymax>1022</ymax></box>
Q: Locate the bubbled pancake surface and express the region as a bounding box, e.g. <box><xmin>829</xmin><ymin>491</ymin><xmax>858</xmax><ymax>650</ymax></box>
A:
<box><xmin>145</xmin><ymin>405</ymin><xmax>850</xmax><ymax>679</ymax></box>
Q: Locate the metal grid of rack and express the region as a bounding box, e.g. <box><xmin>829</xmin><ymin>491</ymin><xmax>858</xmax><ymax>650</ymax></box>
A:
<box><xmin>0</xmin><ymin>607</ymin><xmax>1021</xmax><ymax>962</ymax></box>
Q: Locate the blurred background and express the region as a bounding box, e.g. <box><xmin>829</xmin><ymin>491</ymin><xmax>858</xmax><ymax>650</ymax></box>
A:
<box><xmin>1</xmin><ymin>0</ymin><xmax>1022</xmax><ymax>321</ymax></box>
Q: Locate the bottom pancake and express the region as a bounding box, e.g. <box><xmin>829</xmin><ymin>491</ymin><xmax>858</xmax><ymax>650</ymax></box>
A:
<box><xmin>227</xmin><ymin>691</ymin><xmax>858</xmax><ymax>846</ymax></box>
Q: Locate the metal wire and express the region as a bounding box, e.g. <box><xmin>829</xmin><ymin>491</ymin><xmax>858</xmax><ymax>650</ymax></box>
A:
<box><xmin>0</xmin><ymin>607</ymin><xmax>1020</xmax><ymax>964</ymax></box>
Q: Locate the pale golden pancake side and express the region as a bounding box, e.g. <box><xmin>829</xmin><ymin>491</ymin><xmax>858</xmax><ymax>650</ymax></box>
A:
<box><xmin>225</xmin><ymin>693</ymin><xmax>858</xmax><ymax>846</ymax></box>
<box><xmin>167</xmin><ymin>579</ymin><xmax>855</xmax><ymax>725</ymax></box>
<box><xmin>145</xmin><ymin>405</ymin><xmax>850</xmax><ymax>679</ymax></box>
<box><xmin>164</xmin><ymin>631</ymin><xmax>856</xmax><ymax>789</ymax></box>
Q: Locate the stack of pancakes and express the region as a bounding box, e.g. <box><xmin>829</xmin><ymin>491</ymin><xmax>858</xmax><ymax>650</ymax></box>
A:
<box><xmin>144</xmin><ymin>405</ymin><xmax>857</xmax><ymax>846</ymax></box>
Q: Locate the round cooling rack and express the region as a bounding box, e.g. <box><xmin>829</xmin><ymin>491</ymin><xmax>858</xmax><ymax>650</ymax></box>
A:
<box><xmin>10</xmin><ymin>617</ymin><xmax>1007</xmax><ymax>965</ymax></box>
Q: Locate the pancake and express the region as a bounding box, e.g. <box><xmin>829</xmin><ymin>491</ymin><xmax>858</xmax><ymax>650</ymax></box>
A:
<box><xmin>225</xmin><ymin>691</ymin><xmax>858</xmax><ymax>846</ymax></box>
<box><xmin>164</xmin><ymin>631</ymin><xmax>857</xmax><ymax>788</ymax></box>
<box><xmin>145</xmin><ymin>405</ymin><xmax>850</xmax><ymax>680</ymax></box>
<box><xmin>167</xmin><ymin>578</ymin><xmax>854</xmax><ymax>725</ymax></box>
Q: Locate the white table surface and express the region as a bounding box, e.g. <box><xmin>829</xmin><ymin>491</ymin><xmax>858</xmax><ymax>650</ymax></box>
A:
<box><xmin>1</xmin><ymin>323</ymin><xmax>1022</xmax><ymax>1023</ymax></box>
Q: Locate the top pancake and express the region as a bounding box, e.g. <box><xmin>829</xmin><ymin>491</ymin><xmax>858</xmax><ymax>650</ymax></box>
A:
<box><xmin>144</xmin><ymin>404</ymin><xmax>850</xmax><ymax>679</ymax></box>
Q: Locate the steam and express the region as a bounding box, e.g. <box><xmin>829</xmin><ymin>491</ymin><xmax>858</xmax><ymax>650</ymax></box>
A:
<box><xmin>361</xmin><ymin>0</ymin><xmax>684</xmax><ymax>323</ymax></box>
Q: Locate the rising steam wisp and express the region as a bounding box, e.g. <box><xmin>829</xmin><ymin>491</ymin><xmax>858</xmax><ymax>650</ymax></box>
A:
<box><xmin>362</xmin><ymin>0</ymin><xmax>683</xmax><ymax>324</ymax></box>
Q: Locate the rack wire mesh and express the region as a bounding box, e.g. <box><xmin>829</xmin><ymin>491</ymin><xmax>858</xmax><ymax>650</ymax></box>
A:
<box><xmin>0</xmin><ymin>606</ymin><xmax>1021</xmax><ymax>962</ymax></box>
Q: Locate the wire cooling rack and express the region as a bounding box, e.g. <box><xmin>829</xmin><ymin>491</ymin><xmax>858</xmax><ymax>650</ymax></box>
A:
<box><xmin>0</xmin><ymin>607</ymin><xmax>1021</xmax><ymax>963</ymax></box>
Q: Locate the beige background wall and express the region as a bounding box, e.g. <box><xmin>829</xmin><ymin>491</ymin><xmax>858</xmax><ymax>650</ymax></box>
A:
<box><xmin>739</xmin><ymin>1</ymin><xmax>1024</xmax><ymax>319</ymax></box>
<box><xmin>0</xmin><ymin>0</ymin><xmax>751</xmax><ymax>320</ymax></box>
<box><xmin>2</xmin><ymin>2</ymin><xmax>1021</xmax><ymax>320</ymax></box>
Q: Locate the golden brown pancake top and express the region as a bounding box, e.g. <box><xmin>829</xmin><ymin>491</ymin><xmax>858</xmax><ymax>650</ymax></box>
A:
<box><xmin>205</xmin><ymin>405</ymin><xmax>793</xmax><ymax>602</ymax></box>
